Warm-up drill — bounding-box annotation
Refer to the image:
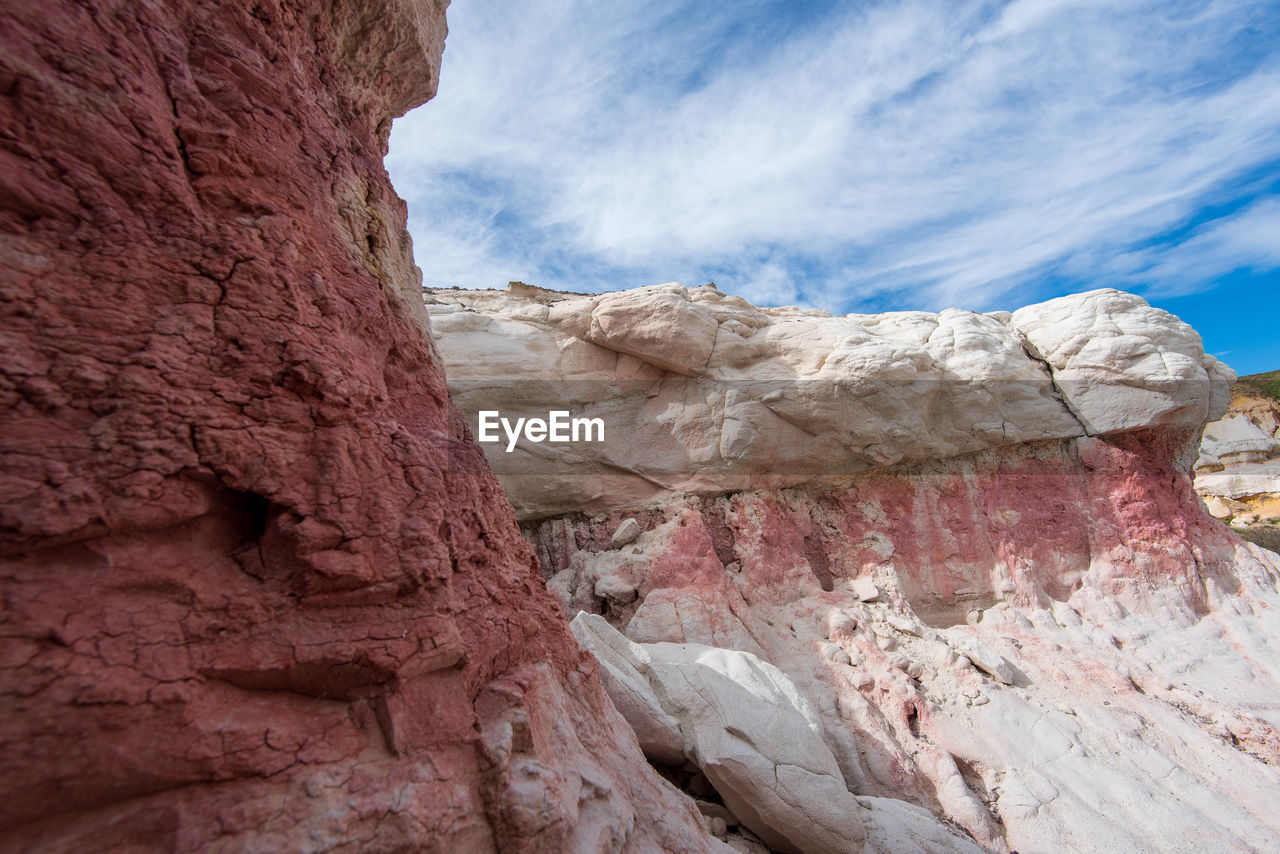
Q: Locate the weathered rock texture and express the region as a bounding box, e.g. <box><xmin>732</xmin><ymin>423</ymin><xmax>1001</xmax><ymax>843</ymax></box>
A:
<box><xmin>0</xmin><ymin>3</ymin><xmax>723</xmax><ymax>851</ymax></box>
<box><xmin>1195</xmin><ymin>377</ymin><xmax>1280</xmax><ymax>547</ymax></box>
<box><xmin>426</xmin><ymin>283</ymin><xmax>1233</xmax><ymax>519</ymax></box>
<box><xmin>571</xmin><ymin>612</ymin><xmax>985</xmax><ymax>854</ymax></box>
<box><xmin>431</xmin><ymin>283</ymin><xmax>1280</xmax><ymax>852</ymax></box>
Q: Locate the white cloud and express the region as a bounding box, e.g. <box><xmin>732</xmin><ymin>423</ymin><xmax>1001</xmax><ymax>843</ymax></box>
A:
<box><xmin>1111</xmin><ymin>197</ymin><xmax>1280</xmax><ymax>296</ymax></box>
<box><xmin>387</xmin><ymin>0</ymin><xmax>1280</xmax><ymax>311</ymax></box>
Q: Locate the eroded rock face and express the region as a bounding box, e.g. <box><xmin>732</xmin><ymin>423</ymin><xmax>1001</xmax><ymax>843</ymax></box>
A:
<box><xmin>425</xmin><ymin>283</ymin><xmax>1232</xmax><ymax>519</ymax></box>
<box><xmin>428</xmin><ymin>283</ymin><xmax>1278</xmax><ymax>852</ymax></box>
<box><xmin>532</xmin><ymin>439</ymin><xmax>1280</xmax><ymax>853</ymax></box>
<box><xmin>0</xmin><ymin>3</ymin><xmax>721</xmax><ymax>851</ymax></box>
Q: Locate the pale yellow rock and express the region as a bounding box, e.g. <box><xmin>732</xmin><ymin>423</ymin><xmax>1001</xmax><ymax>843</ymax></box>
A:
<box><xmin>1195</xmin><ymin>382</ymin><xmax>1280</xmax><ymax>524</ymax></box>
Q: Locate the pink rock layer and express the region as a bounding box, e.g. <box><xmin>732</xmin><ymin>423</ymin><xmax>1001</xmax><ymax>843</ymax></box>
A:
<box><xmin>528</xmin><ymin>428</ymin><xmax>1280</xmax><ymax>851</ymax></box>
<box><xmin>529</xmin><ymin>429</ymin><xmax>1238</xmax><ymax>627</ymax></box>
<box><xmin>0</xmin><ymin>1</ymin><xmax>717</xmax><ymax>851</ymax></box>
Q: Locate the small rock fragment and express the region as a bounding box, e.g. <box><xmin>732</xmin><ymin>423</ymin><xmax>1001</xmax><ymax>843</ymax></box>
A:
<box><xmin>852</xmin><ymin>577</ymin><xmax>880</xmax><ymax>602</ymax></box>
<box><xmin>950</xmin><ymin>637</ymin><xmax>1015</xmax><ymax>685</ymax></box>
<box><xmin>610</xmin><ymin>517</ymin><xmax>642</xmax><ymax>548</ymax></box>
<box><xmin>886</xmin><ymin>612</ymin><xmax>924</xmax><ymax>637</ymax></box>
<box><xmin>594</xmin><ymin>574</ymin><xmax>637</xmax><ymax>603</ymax></box>
<box><xmin>696</xmin><ymin>800</ymin><xmax>739</xmax><ymax>826</ymax></box>
<box><xmin>821</xmin><ymin>642</ymin><xmax>852</xmax><ymax>666</ymax></box>
<box><xmin>826</xmin><ymin>611</ymin><xmax>858</xmax><ymax>638</ymax></box>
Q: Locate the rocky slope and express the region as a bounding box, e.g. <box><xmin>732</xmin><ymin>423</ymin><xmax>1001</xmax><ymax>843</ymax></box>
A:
<box><xmin>0</xmin><ymin>3</ymin><xmax>720</xmax><ymax>851</ymax></box>
<box><xmin>1195</xmin><ymin>373</ymin><xmax>1280</xmax><ymax>551</ymax></box>
<box><xmin>429</xmin><ymin>283</ymin><xmax>1280</xmax><ymax>852</ymax></box>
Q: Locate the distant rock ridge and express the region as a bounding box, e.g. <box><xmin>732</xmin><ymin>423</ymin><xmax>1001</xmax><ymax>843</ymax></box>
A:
<box><xmin>1195</xmin><ymin>375</ymin><xmax>1280</xmax><ymax>550</ymax></box>
<box><xmin>426</xmin><ymin>283</ymin><xmax>1234</xmax><ymax>519</ymax></box>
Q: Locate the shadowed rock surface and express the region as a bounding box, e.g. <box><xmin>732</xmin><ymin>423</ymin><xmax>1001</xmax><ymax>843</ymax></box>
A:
<box><xmin>0</xmin><ymin>2</ymin><xmax>724</xmax><ymax>850</ymax></box>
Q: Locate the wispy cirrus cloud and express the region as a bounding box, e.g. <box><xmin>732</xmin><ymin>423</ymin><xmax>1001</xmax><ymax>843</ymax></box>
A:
<box><xmin>1110</xmin><ymin>196</ymin><xmax>1280</xmax><ymax>296</ymax></box>
<box><xmin>387</xmin><ymin>0</ymin><xmax>1280</xmax><ymax>315</ymax></box>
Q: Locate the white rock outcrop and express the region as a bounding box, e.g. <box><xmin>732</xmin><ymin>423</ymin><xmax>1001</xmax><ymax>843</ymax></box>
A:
<box><xmin>429</xmin><ymin>281</ymin><xmax>1278</xmax><ymax>853</ymax></box>
<box><xmin>1011</xmin><ymin>289</ymin><xmax>1235</xmax><ymax>435</ymax></box>
<box><xmin>570</xmin><ymin>612</ymin><xmax>869</xmax><ymax>854</ymax></box>
<box><xmin>426</xmin><ymin>284</ymin><xmax>1232</xmax><ymax>518</ymax></box>
<box><xmin>571</xmin><ymin>612</ymin><xmax>987</xmax><ymax>854</ymax></box>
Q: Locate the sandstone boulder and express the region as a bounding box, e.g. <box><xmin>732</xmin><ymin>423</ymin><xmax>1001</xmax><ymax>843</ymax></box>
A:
<box><xmin>611</xmin><ymin>517</ymin><xmax>643</xmax><ymax>547</ymax></box>
<box><xmin>567</xmin><ymin>284</ymin><xmax>721</xmax><ymax>375</ymax></box>
<box><xmin>859</xmin><ymin>797</ymin><xmax>987</xmax><ymax>854</ymax></box>
<box><xmin>1010</xmin><ymin>289</ymin><xmax>1235</xmax><ymax>435</ymax></box>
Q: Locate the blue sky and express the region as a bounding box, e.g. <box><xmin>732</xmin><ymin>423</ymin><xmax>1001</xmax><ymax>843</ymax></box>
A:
<box><xmin>387</xmin><ymin>0</ymin><xmax>1280</xmax><ymax>376</ymax></box>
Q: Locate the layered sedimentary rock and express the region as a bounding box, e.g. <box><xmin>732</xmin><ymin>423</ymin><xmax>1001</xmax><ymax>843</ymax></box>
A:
<box><xmin>431</xmin><ymin>283</ymin><xmax>1280</xmax><ymax>852</ymax></box>
<box><xmin>426</xmin><ymin>283</ymin><xmax>1233</xmax><ymax>519</ymax></box>
<box><xmin>0</xmin><ymin>3</ymin><xmax>721</xmax><ymax>851</ymax></box>
<box><xmin>1195</xmin><ymin>379</ymin><xmax>1280</xmax><ymax>546</ymax></box>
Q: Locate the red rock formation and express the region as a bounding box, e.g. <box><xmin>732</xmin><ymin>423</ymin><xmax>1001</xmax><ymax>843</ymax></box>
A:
<box><xmin>0</xmin><ymin>1</ymin><xmax>718</xmax><ymax>850</ymax></box>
